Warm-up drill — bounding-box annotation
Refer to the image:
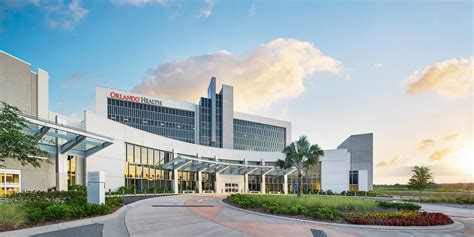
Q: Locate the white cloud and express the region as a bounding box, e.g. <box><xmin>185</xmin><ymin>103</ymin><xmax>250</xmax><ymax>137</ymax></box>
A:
<box><xmin>195</xmin><ymin>0</ymin><xmax>214</xmax><ymax>18</ymax></box>
<box><xmin>373</xmin><ymin>63</ymin><xmax>383</xmax><ymax>68</ymax></box>
<box><xmin>249</xmin><ymin>3</ymin><xmax>256</xmax><ymax>16</ymax></box>
<box><xmin>41</xmin><ymin>0</ymin><xmax>88</xmax><ymax>29</ymax></box>
<box><xmin>111</xmin><ymin>0</ymin><xmax>167</xmax><ymax>6</ymax></box>
<box><xmin>0</xmin><ymin>0</ymin><xmax>88</xmax><ymax>30</ymax></box>
<box><xmin>407</xmin><ymin>57</ymin><xmax>474</xmax><ymax>97</ymax></box>
<box><xmin>133</xmin><ymin>38</ymin><xmax>343</xmax><ymax>113</ymax></box>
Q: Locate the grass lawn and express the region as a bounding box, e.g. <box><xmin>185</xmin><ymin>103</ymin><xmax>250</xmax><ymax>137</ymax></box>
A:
<box><xmin>227</xmin><ymin>194</ymin><xmax>453</xmax><ymax>226</ymax></box>
<box><xmin>231</xmin><ymin>194</ymin><xmax>380</xmax><ymax>212</ymax></box>
<box><xmin>402</xmin><ymin>195</ymin><xmax>474</xmax><ymax>204</ymax></box>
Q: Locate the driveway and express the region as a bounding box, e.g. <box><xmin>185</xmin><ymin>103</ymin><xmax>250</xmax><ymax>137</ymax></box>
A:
<box><xmin>123</xmin><ymin>195</ymin><xmax>474</xmax><ymax>237</ymax></box>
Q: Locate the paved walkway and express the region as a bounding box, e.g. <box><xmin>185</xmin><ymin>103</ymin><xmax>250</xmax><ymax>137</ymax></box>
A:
<box><xmin>124</xmin><ymin>195</ymin><xmax>473</xmax><ymax>237</ymax></box>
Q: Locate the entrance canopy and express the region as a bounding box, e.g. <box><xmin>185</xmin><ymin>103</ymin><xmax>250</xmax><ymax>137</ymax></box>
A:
<box><xmin>21</xmin><ymin>114</ymin><xmax>113</xmax><ymax>158</ymax></box>
<box><xmin>161</xmin><ymin>154</ymin><xmax>297</xmax><ymax>176</ymax></box>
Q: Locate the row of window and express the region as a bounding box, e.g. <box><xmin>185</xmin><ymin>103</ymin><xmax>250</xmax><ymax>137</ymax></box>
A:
<box><xmin>126</xmin><ymin>124</ymin><xmax>195</xmax><ymax>143</ymax></box>
<box><xmin>109</xmin><ymin>97</ymin><xmax>289</xmax><ymax>152</ymax></box>
<box><xmin>109</xmin><ymin>115</ymin><xmax>195</xmax><ymax>131</ymax></box>
<box><xmin>109</xmin><ymin>98</ymin><xmax>195</xmax><ymax>118</ymax></box>
<box><xmin>108</xmin><ymin>106</ymin><xmax>195</xmax><ymax>126</ymax></box>
<box><xmin>233</xmin><ymin>119</ymin><xmax>286</xmax><ymax>152</ymax></box>
<box><xmin>234</xmin><ymin>119</ymin><xmax>287</xmax><ymax>132</ymax></box>
<box><xmin>199</xmin><ymin>96</ymin><xmax>223</xmax><ymax>148</ymax></box>
<box><xmin>234</xmin><ymin>131</ymin><xmax>285</xmax><ymax>141</ymax></box>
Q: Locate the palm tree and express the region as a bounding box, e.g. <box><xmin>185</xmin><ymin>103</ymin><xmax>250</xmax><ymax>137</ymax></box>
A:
<box><xmin>276</xmin><ymin>136</ymin><xmax>324</xmax><ymax>198</ymax></box>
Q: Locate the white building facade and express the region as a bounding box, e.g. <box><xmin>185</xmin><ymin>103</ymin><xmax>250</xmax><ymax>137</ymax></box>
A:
<box><xmin>0</xmin><ymin>51</ymin><xmax>373</xmax><ymax>196</ymax></box>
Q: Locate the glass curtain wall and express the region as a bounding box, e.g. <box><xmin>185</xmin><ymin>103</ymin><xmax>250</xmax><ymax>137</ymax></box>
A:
<box><xmin>202</xmin><ymin>172</ymin><xmax>215</xmax><ymax>192</ymax></box>
<box><xmin>125</xmin><ymin>143</ymin><xmax>173</xmax><ymax>193</ymax></box>
<box><xmin>233</xmin><ymin>119</ymin><xmax>286</xmax><ymax>152</ymax></box>
<box><xmin>265</xmin><ymin>175</ymin><xmax>283</xmax><ymax>193</ymax></box>
<box><xmin>107</xmin><ymin>98</ymin><xmax>196</xmax><ymax>143</ymax></box>
<box><xmin>178</xmin><ymin>171</ymin><xmax>197</xmax><ymax>192</ymax></box>
<box><xmin>248</xmin><ymin>175</ymin><xmax>261</xmax><ymax>192</ymax></box>
<box><xmin>199</xmin><ymin>94</ymin><xmax>223</xmax><ymax>148</ymax></box>
<box><xmin>288</xmin><ymin>162</ymin><xmax>321</xmax><ymax>194</ymax></box>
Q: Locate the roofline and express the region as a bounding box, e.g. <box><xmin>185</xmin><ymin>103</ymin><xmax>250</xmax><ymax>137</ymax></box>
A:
<box><xmin>0</xmin><ymin>50</ymin><xmax>32</xmax><ymax>66</ymax></box>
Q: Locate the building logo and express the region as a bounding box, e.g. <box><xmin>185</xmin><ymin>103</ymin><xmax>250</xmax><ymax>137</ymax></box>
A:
<box><xmin>109</xmin><ymin>91</ymin><xmax>162</xmax><ymax>106</ymax></box>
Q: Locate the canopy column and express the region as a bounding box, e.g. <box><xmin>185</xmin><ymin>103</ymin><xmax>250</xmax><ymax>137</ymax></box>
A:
<box><xmin>197</xmin><ymin>171</ymin><xmax>203</xmax><ymax>194</ymax></box>
<box><xmin>244</xmin><ymin>173</ymin><xmax>248</xmax><ymax>193</ymax></box>
<box><xmin>173</xmin><ymin>169</ymin><xmax>179</xmax><ymax>194</ymax></box>
<box><xmin>55</xmin><ymin>153</ymin><xmax>68</xmax><ymax>191</ymax></box>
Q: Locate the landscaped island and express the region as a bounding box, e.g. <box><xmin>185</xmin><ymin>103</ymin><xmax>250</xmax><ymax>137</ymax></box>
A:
<box><xmin>226</xmin><ymin>194</ymin><xmax>453</xmax><ymax>226</ymax></box>
<box><xmin>0</xmin><ymin>188</ymin><xmax>124</xmax><ymax>232</ymax></box>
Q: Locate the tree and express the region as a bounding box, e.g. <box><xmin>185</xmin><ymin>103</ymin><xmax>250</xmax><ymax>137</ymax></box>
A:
<box><xmin>276</xmin><ymin>136</ymin><xmax>324</xmax><ymax>198</ymax></box>
<box><xmin>0</xmin><ymin>102</ymin><xmax>48</xmax><ymax>168</ymax></box>
<box><xmin>408</xmin><ymin>166</ymin><xmax>434</xmax><ymax>200</ymax></box>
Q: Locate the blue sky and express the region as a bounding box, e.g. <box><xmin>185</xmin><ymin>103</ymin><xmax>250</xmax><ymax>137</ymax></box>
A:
<box><xmin>1</xmin><ymin>0</ymin><xmax>472</xmax><ymax>184</ymax></box>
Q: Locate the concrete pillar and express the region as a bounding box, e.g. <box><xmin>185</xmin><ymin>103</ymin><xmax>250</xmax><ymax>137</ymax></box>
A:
<box><xmin>197</xmin><ymin>171</ymin><xmax>202</xmax><ymax>194</ymax></box>
<box><xmin>215</xmin><ymin>173</ymin><xmax>220</xmax><ymax>194</ymax></box>
<box><xmin>76</xmin><ymin>157</ymin><xmax>85</xmax><ymax>186</ymax></box>
<box><xmin>55</xmin><ymin>115</ymin><xmax>68</xmax><ymax>191</ymax></box>
<box><xmin>56</xmin><ymin>154</ymin><xmax>68</xmax><ymax>191</ymax></box>
<box><xmin>261</xmin><ymin>175</ymin><xmax>266</xmax><ymax>194</ymax></box>
<box><xmin>173</xmin><ymin>169</ymin><xmax>179</xmax><ymax>194</ymax></box>
<box><xmin>283</xmin><ymin>175</ymin><xmax>288</xmax><ymax>194</ymax></box>
<box><xmin>244</xmin><ymin>174</ymin><xmax>248</xmax><ymax>193</ymax></box>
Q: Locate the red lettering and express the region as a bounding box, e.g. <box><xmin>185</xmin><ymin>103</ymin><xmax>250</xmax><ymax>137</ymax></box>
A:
<box><xmin>109</xmin><ymin>91</ymin><xmax>141</xmax><ymax>102</ymax></box>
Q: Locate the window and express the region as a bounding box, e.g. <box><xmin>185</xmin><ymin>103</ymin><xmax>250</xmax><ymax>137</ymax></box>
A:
<box><xmin>233</xmin><ymin>119</ymin><xmax>286</xmax><ymax>152</ymax></box>
<box><xmin>107</xmin><ymin>98</ymin><xmax>195</xmax><ymax>144</ymax></box>
<box><xmin>67</xmin><ymin>156</ymin><xmax>77</xmax><ymax>186</ymax></box>
<box><xmin>124</xmin><ymin>143</ymin><xmax>174</xmax><ymax>193</ymax></box>
<box><xmin>0</xmin><ymin>169</ymin><xmax>21</xmax><ymax>197</ymax></box>
<box><xmin>349</xmin><ymin>171</ymin><xmax>359</xmax><ymax>191</ymax></box>
<box><xmin>224</xmin><ymin>183</ymin><xmax>239</xmax><ymax>193</ymax></box>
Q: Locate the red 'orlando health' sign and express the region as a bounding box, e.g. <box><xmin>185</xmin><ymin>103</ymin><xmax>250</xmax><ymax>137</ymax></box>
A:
<box><xmin>109</xmin><ymin>91</ymin><xmax>162</xmax><ymax>106</ymax></box>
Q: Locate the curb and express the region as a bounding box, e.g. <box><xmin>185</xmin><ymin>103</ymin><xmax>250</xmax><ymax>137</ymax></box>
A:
<box><xmin>219</xmin><ymin>199</ymin><xmax>465</xmax><ymax>232</ymax></box>
<box><xmin>0</xmin><ymin>205</ymin><xmax>129</xmax><ymax>237</ymax></box>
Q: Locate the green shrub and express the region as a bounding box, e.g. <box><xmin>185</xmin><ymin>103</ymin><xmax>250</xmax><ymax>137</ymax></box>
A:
<box><xmin>27</xmin><ymin>208</ymin><xmax>45</xmax><ymax>224</ymax></box>
<box><xmin>11</xmin><ymin>190</ymin><xmax>86</xmax><ymax>203</ymax></box>
<box><xmin>106</xmin><ymin>197</ymin><xmax>124</xmax><ymax>209</ymax></box>
<box><xmin>44</xmin><ymin>204</ymin><xmax>72</xmax><ymax>221</ymax></box>
<box><xmin>0</xmin><ymin>203</ymin><xmax>26</xmax><ymax>230</ymax></box>
<box><xmin>288</xmin><ymin>204</ymin><xmax>306</xmax><ymax>215</ymax></box>
<box><xmin>86</xmin><ymin>204</ymin><xmax>111</xmax><ymax>216</ymax></box>
<box><xmin>68</xmin><ymin>185</ymin><xmax>86</xmax><ymax>192</ymax></box>
<box><xmin>377</xmin><ymin>201</ymin><xmax>421</xmax><ymax>211</ymax></box>
<box><xmin>2</xmin><ymin>190</ymin><xmax>122</xmax><ymax>229</ymax></box>
<box><xmin>227</xmin><ymin>194</ymin><xmax>379</xmax><ymax>213</ymax></box>
<box><xmin>68</xmin><ymin>196</ymin><xmax>88</xmax><ymax>206</ymax></box>
<box><xmin>69</xmin><ymin>205</ymin><xmax>87</xmax><ymax>217</ymax></box>
<box><xmin>305</xmin><ymin>207</ymin><xmax>341</xmax><ymax>220</ymax></box>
